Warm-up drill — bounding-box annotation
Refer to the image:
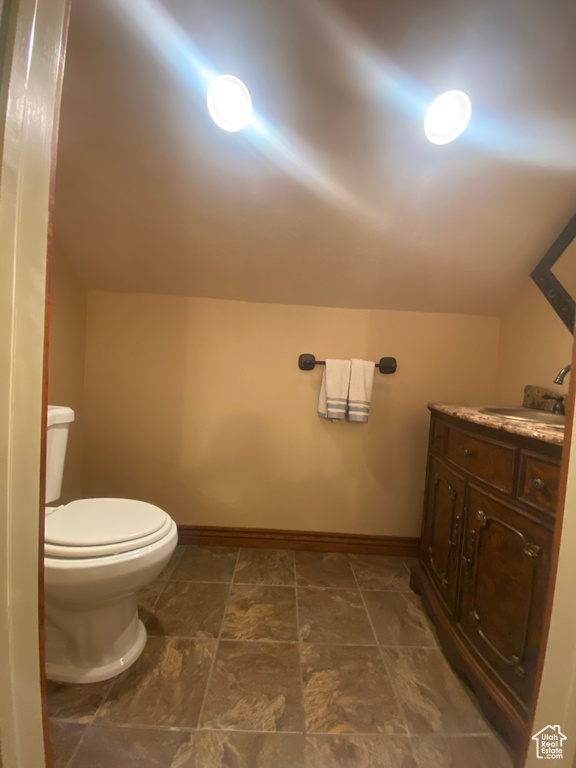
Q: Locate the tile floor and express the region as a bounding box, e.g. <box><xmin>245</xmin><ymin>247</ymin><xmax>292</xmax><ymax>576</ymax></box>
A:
<box><xmin>48</xmin><ymin>546</ymin><xmax>514</xmax><ymax>768</ymax></box>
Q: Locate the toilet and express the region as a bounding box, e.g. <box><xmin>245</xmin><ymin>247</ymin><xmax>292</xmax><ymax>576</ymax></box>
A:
<box><xmin>44</xmin><ymin>405</ymin><xmax>178</xmax><ymax>684</ymax></box>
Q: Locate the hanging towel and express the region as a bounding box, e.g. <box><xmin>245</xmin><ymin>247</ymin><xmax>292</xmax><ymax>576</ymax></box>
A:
<box><xmin>318</xmin><ymin>359</ymin><xmax>351</xmax><ymax>421</ymax></box>
<box><xmin>347</xmin><ymin>359</ymin><xmax>375</xmax><ymax>422</ymax></box>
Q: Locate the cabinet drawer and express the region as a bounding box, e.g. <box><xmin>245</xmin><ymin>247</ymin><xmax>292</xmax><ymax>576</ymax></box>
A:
<box><xmin>518</xmin><ymin>452</ymin><xmax>560</xmax><ymax>515</ymax></box>
<box><xmin>446</xmin><ymin>428</ymin><xmax>516</xmax><ymax>494</ymax></box>
<box><xmin>430</xmin><ymin>418</ymin><xmax>447</xmax><ymax>454</ymax></box>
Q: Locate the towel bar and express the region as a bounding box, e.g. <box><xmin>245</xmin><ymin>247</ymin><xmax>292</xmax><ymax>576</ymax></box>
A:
<box><xmin>298</xmin><ymin>354</ymin><xmax>397</xmax><ymax>374</ymax></box>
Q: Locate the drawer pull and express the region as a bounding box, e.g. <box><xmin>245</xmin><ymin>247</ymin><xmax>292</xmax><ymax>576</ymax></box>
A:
<box><xmin>532</xmin><ymin>477</ymin><xmax>546</xmax><ymax>491</ymax></box>
<box><xmin>462</xmin><ymin>449</ymin><xmax>472</xmax><ymax>458</ymax></box>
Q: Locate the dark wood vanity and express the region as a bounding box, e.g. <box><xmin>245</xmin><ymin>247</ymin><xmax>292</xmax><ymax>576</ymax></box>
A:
<box><xmin>411</xmin><ymin>405</ymin><xmax>562</xmax><ymax>759</ymax></box>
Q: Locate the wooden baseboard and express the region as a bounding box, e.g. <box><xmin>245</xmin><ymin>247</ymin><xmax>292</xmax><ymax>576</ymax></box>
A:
<box><xmin>177</xmin><ymin>525</ymin><xmax>420</xmax><ymax>557</ymax></box>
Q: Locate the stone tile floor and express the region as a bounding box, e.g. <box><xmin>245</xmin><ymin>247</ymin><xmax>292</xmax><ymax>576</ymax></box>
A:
<box><xmin>48</xmin><ymin>546</ymin><xmax>514</xmax><ymax>767</ymax></box>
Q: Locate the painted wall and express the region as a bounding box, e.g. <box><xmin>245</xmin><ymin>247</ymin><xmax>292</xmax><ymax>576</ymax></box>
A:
<box><xmin>494</xmin><ymin>278</ymin><xmax>576</xmax><ymax>765</ymax></box>
<box><xmin>495</xmin><ymin>277</ymin><xmax>573</xmax><ymax>404</ymax></box>
<box><xmin>81</xmin><ymin>293</ymin><xmax>499</xmax><ymax>537</ymax></box>
<box><xmin>51</xmin><ymin>271</ymin><xmax>574</xmax><ymax>537</ymax></box>
<box><xmin>527</xmin><ymin>331</ymin><xmax>576</xmax><ymax>767</ymax></box>
<box><xmin>47</xmin><ymin>248</ymin><xmax>87</xmax><ymax>501</ymax></box>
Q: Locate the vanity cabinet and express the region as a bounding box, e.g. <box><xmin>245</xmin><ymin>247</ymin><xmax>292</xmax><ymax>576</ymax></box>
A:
<box><xmin>458</xmin><ymin>486</ymin><xmax>553</xmax><ymax>705</ymax></box>
<box><xmin>421</xmin><ymin>456</ymin><xmax>464</xmax><ymax>614</ymax></box>
<box><xmin>411</xmin><ymin>408</ymin><xmax>562</xmax><ymax>759</ymax></box>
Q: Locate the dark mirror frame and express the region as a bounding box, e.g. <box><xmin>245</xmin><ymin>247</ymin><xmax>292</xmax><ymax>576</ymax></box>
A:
<box><xmin>531</xmin><ymin>212</ymin><xmax>576</xmax><ymax>334</ymax></box>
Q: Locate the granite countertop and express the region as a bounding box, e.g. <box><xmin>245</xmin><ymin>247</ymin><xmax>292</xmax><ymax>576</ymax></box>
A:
<box><xmin>428</xmin><ymin>402</ymin><xmax>565</xmax><ymax>447</ymax></box>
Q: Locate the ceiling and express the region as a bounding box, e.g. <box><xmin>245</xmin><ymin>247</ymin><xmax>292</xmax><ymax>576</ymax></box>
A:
<box><xmin>55</xmin><ymin>0</ymin><xmax>576</xmax><ymax>314</ymax></box>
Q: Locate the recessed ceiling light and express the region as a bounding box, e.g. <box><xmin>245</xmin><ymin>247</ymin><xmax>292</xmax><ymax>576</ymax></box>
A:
<box><xmin>424</xmin><ymin>90</ymin><xmax>472</xmax><ymax>145</ymax></box>
<box><xmin>207</xmin><ymin>74</ymin><xmax>252</xmax><ymax>132</ymax></box>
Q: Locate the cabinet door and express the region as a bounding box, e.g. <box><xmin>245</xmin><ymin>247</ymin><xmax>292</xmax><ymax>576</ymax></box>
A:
<box><xmin>459</xmin><ymin>486</ymin><xmax>552</xmax><ymax>705</ymax></box>
<box><xmin>422</xmin><ymin>456</ymin><xmax>465</xmax><ymax>615</ymax></box>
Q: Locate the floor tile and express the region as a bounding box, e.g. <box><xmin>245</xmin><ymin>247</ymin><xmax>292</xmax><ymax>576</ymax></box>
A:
<box><xmin>46</xmin><ymin>679</ymin><xmax>112</xmax><ymax>723</ymax></box>
<box><xmin>156</xmin><ymin>544</ymin><xmax>185</xmax><ymax>580</ymax></box>
<box><xmin>381</xmin><ymin>648</ymin><xmax>490</xmax><ymax>735</ymax></box>
<box><xmin>221</xmin><ymin>585</ymin><xmax>298</xmax><ymax>642</ymax></box>
<box><xmin>295</xmin><ymin>552</ymin><xmax>356</xmax><ymax>589</ymax></box>
<box><xmin>349</xmin><ymin>556</ymin><xmax>411</xmax><ymax>591</ymax></box>
<box><xmin>137</xmin><ymin>581</ymin><xmax>166</xmax><ymax>627</ymax></box>
<box><xmin>234</xmin><ymin>548</ymin><xmax>295</xmax><ymax>585</ymax></box>
<box><xmin>411</xmin><ymin>734</ymin><xmax>514</xmax><ymax>768</ymax></box>
<box><xmin>67</xmin><ymin>723</ymin><xmax>194</xmax><ymax>768</ymax></box>
<box><xmin>98</xmin><ymin>637</ymin><xmax>216</xmax><ymax>728</ymax></box>
<box><xmin>47</xmin><ymin>545</ymin><xmax>509</xmax><ymax>768</ymax></box>
<box><xmin>297</xmin><ymin>588</ymin><xmax>375</xmax><ymax>645</ymax></box>
<box><xmin>305</xmin><ymin>734</ymin><xmax>417</xmax><ymax>767</ymax></box>
<box><xmin>49</xmin><ymin>720</ymin><xmax>87</xmax><ymax>768</ymax></box>
<box><xmin>363</xmin><ymin>592</ymin><xmax>436</xmax><ymax>647</ymax></box>
<box><xmin>171</xmin><ymin>546</ymin><xmax>238</xmax><ymax>583</ymax></box>
<box><xmin>137</xmin><ymin>581</ymin><xmax>165</xmax><ymax>613</ymax></box>
<box><xmin>192</xmin><ymin>731</ymin><xmax>305</xmax><ymax>767</ymax></box>
<box><xmin>301</xmin><ymin>644</ymin><xmax>406</xmax><ymax>735</ymax></box>
<box><xmin>147</xmin><ymin>581</ymin><xmax>229</xmax><ymax>638</ymax></box>
<box><xmin>200</xmin><ymin>641</ymin><xmax>304</xmax><ymax>732</ymax></box>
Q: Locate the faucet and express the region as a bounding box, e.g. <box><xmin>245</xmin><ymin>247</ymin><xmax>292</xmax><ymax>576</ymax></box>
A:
<box><xmin>543</xmin><ymin>393</ymin><xmax>566</xmax><ymax>415</ymax></box>
<box><xmin>554</xmin><ymin>364</ymin><xmax>572</xmax><ymax>385</ymax></box>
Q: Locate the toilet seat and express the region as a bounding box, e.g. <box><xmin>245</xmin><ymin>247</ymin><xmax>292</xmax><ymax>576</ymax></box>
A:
<box><xmin>45</xmin><ymin>498</ymin><xmax>172</xmax><ymax>559</ymax></box>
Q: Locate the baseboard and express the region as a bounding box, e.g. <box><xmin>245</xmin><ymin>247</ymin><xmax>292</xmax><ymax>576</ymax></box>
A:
<box><xmin>177</xmin><ymin>525</ymin><xmax>420</xmax><ymax>557</ymax></box>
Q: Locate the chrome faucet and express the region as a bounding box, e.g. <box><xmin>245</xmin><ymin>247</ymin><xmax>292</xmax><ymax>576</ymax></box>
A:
<box><xmin>554</xmin><ymin>364</ymin><xmax>572</xmax><ymax>385</ymax></box>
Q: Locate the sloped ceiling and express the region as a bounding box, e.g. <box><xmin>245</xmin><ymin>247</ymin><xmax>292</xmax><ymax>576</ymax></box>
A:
<box><xmin>55</xmin><ymin>0</ymin><xmax>576</xmax><ymax>314</ymax></box>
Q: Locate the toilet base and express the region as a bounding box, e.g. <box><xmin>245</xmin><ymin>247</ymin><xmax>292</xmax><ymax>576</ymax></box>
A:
<box><xmin>46</xmin><ymin>618</ymin><xmax>147</xmax><ymax>684</ymax></box>
<box><xmin>44</xmin><ymin>522</ymin><xmax>177</xmax><ymax>684</ymax></box>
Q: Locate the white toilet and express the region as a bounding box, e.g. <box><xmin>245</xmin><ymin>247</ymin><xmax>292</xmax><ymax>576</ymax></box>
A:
<box><xmin>44</xmin><ymin>405</ymin><xmax>178</xmax><ymax>684</ymax></box>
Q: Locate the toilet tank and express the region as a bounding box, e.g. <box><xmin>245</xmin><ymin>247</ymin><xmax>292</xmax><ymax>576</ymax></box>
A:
<box><xmin>46</xmin><ymin>406</ymin><xmax>75</xmax><ymax>503</ymax></box>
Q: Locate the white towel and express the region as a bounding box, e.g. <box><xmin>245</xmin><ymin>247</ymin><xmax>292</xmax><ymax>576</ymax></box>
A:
<box><xmin>347</xmin><ymin>359</ymin><xmax>375</xmax><ymax>422</ymax></box>
<box><xmin>318</xmin><ymin>359</ymin><xmax>351</xmax><ymax>421</ymax></box>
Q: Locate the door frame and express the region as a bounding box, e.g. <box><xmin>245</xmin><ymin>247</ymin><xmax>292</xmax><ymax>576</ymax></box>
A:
<box><xmin>0</xmin><ymin>1</ymin><xmax>70</xmax><ymax>766</ymax></box>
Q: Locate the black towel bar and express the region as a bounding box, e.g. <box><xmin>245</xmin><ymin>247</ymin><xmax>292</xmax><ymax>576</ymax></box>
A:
<box><xmin>298</xmin><ymin>354</ymin><xmax>397</xmax><ymax>375</ymax></box>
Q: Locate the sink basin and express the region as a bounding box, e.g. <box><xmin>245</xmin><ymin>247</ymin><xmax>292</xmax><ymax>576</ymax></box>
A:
<box><xmin>479</xmin><ymin>407</ymin><xmax>566</xmax><ymax>427</ymax></box>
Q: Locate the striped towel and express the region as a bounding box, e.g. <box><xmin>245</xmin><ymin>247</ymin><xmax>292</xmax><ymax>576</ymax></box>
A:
<box><xmin>318</xmin><ymin>359</ymin><xmax>351</xmax><ymax>421</ymax></box>
<box><xmin>347</xmin><ymin>359</ymin><xmax>375</xmax><ymax>422</ymax></box>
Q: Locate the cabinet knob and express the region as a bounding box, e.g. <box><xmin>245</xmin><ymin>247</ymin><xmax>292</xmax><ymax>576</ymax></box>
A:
<box><xmin>532</xmin><ymin>477</ymin><xmax>546</xmax><ymax>491</ymax></box>
<box><xmin>462</xmin><ymin>449</ymin><xmax>472</xmax><ymax>458</ymax></box>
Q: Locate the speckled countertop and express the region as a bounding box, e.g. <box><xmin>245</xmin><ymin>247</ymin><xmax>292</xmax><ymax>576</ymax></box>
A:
<box><xmin>428</xmin><ymin>402</ymin><xmax>565</xmax><ymax>447</ymax></box>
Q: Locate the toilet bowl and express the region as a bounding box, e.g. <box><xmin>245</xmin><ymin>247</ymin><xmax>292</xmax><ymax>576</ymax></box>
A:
<box><xmin>44</xmin><ymin>407</ymin><xmax>177</xmax><ymax>684</ymax></box>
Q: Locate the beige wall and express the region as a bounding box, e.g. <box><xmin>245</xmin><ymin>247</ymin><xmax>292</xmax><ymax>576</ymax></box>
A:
<box><xmin>81</xmin><ymin>293</ymin><xmax>499</xmax><ymax>537</ymax></box>
<box><xmin>526</xmin><ymin>362</ymin><xmax>576</xmax><ymax>767</ymax></box>
<box><xmin>48</xmin><ymin>248</ymin><xmax>87</xmax><ymax>501</ymax></box>
<box><xmin>496</xmin><ymin>277</ymin><xmax>573</xmax><ymax>404</ymax></box>
<box><xmin>53</xmin><ymin>271</ymin><xmax>575</xmax><ymax>538</ymax></box>
<box><xmin>495</xmin><ymin>278</ymin><xmax>576</xmax><ymax>765</ymax></box>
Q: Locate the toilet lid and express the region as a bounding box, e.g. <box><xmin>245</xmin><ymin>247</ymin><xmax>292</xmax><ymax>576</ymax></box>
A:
<box><xmin>45</xmin><ymin>498</ymin><xmax>171</xmax><ymax>558</ymax></box>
